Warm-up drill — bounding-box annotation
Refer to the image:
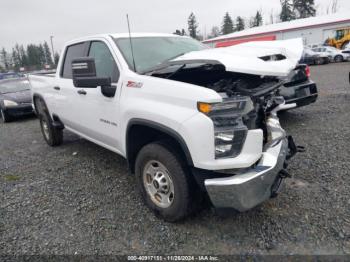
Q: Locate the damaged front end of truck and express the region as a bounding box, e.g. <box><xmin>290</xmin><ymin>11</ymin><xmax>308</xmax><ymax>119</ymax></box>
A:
<box><xmin>143</xmin><ymin>39</ymin><xmax>305</xmax><ymax>212</ymax></box>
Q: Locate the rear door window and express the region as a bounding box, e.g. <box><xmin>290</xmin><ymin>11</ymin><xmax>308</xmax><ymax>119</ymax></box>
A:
<box><xmin>61</xmin><ymin>43</ymin><xmax>86</xmax><ymax>79</ymax></box>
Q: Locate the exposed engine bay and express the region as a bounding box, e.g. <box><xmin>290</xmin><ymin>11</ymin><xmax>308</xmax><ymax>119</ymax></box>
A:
<box><xmin>149</xmin><ymin>62</ymin><xmax>285</xmax><ymax>98</ymax></box>
<box><xmin>149</xmin><ymin>62</ymin><xmax>288</xmax><ymax>132</ymax></box>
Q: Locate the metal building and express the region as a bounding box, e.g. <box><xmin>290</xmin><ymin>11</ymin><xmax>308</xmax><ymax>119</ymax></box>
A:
<box><xmin>203</xmin><ymin>13</ymin><xmax>350</xmax><ymax>48</ymax></box>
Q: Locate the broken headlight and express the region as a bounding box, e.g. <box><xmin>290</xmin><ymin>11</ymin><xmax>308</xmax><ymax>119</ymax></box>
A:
<box><xmin>198</xmin><ymin>97</ymin><xmax>253</xmax><ymax>159</ymax></box>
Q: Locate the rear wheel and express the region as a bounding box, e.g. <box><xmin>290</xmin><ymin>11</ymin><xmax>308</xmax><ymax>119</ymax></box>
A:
<box><xmin>135</xmin><ymin>142</ymin><xmax>195</xmax><ymax>222</ymax></box>
<box><xmin>36</xmin><ymin>99</ymin><xmax>63</xmax><ymax>146</ymax></box>
<box><xmin>0</xmin><ymin>108</ymin><xmax>11</xmax><ymax>123</ymax></box>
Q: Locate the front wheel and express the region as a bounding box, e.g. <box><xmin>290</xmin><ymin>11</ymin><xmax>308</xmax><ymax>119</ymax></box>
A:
<box><xmin>135</xmin><ymin>142</ymin><xmax>194</xmax><ymax>222</ymax></box>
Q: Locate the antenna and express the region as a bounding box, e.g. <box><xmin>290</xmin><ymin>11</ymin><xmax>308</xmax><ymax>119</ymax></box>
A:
<box><xmin>126</xmin><ymin>14</ymin><xmax>137</xmax><ymax>72</ymax></box>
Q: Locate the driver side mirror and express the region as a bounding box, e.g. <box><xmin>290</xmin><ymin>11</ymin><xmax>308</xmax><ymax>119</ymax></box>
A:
<box><xmin>72</xmin><ymin>57</ymin><xmax>111</xmax><ymax>88</ymax></box>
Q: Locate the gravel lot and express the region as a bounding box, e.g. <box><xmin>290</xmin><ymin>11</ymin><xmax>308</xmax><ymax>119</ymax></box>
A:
<box><xmin>1</xmin><ymin>62</ymin><xmax>350</xmax><ymax>255</ymax></box>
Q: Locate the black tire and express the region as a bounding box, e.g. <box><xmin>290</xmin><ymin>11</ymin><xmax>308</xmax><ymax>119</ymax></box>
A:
<box><xmin>334</xmin><ymin>55</ymin><xmax>343</xmax><ymax>63</ymax></box>
<box><xmin>0</xmin><ymin>108</ymin><xmax>11</xmax><ymax>123</ymax></box>
<box><xmin>36</xmin><ymin>99</ymin><xmax>63</xmax><ymax>146</ymax></box>
<box><xmin>315</xmin><ymin>58</ymin><xmax>323</xmax><ymax>65</ymax></box>
<box><xmin>135</xmin><ymin>142</ymin><xmax>195</xmax><ymax>222</ymax></box>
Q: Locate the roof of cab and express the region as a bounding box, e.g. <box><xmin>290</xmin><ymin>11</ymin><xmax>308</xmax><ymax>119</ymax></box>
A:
<box><xmin>64</xmin><ymin>33</ymin><xmax>187</xmax><ymax>45</ymax></box>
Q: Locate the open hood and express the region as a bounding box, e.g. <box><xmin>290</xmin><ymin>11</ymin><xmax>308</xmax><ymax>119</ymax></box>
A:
<box><xmin>173</xmin><ymin>38</ymin><xmax>304</xmax><ymax>77</ymax></box>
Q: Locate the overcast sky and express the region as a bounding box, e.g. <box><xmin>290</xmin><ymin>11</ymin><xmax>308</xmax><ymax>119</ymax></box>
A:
<box><xmin>1</xmin><ymin>0</ymin><xmax>350</xmax><ymax>53</ymax></box>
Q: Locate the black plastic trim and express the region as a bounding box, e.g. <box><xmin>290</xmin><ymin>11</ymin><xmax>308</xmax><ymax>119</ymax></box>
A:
<box><xmin>126</xmin><ymin>118</ymin><xmax>194</xmax><ymax>167</ymax></box>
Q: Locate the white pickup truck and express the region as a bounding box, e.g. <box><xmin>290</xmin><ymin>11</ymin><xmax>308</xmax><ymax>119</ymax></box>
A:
<box><xmin>29</xmin><ymin>33</ymin><xmax>303</xmax><ymax>221</ymax></box>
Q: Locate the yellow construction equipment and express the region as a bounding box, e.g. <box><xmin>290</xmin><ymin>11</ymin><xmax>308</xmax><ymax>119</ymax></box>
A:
<box><xmin>327</xmin><ymin>28</ymin><xmax>350</xmax><ymax>49</ymax></box>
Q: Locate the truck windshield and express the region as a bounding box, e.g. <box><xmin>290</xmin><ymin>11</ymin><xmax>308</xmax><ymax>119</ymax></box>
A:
<box><xmin>114</xmin><ymin>36</ymin><xmax>206</xmax><ymax>73</ymax></box>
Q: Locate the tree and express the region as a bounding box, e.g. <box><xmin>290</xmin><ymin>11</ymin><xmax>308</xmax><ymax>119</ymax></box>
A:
<box><xmin>38</xmin><ymin>44</ymin><xmax>46</xmax><ymax>66</ymax></box>
<box><xmin>27</xmin><ymin>44</ymin><xmax>42</xmax><ymax>69</ymax></box>
<box><xmin>43</xmin><ymin>41</ymin><xmax>53</xmax><ymax>65</ymax></box>
<box><xmin>19</xmin><ymin>45</ymin><xmax>28</xmax><ymax>67</ymax></box>
<box><xmin>331</xmin><ymin>0</ymin><xmax>338</xmax><ymax>13</ymax></box>
<box><xmin>12</xmin><ymin>48</ymin><xmax>21</xmax><ymax>71</ymax></box>
<box><xmin>250</xmin><ymin>11</ymin><xmax>263</xmax><ymax>27</ymax></box>
<box><xmin>221</xmin><ymin>12</ymin><xmax>234</xmax><ymax>35</ymax></box>
<box><xmin>0</xmin><ymin>48</ymin><xmax>10</xmax><ymax>71</ymax></box>
<box><xmin>54</xmin><ymin>52</ymin><xmax>60</xmax><ymax>66</ymax></box>
<box><xmin>293</xmin><ymin>0</ymin><xmax>316</xmax><ymax>18</ymax></box>
<box><xmin>188</xmin><ymin>12</ymin><xmax>199</xmax><ymax>39</ymax></box>
<box><xmin>173</xmin><ymin>29</ymin><xmax>186</xmax><ymax>36</ymax></box>
<box><xmin>209</xmin><ymin>26</ymin><xmax>220</xmax><ymax>38</ymax></box>
<box><xmin>236</xmin><ymin>16</ymin><xmax>245</xmax><ymax>31</ymax></box>
<box><xmin>280</xmin><ymin>0</ymin><xmax>296</xmax><ymax>22</ymax></box>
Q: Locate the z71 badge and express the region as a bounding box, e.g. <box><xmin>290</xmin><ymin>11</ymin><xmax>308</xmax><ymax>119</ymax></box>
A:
<box><xmin>126</xmin><ymin>81</ymin><xmax>143</xmax><ymax>88</ymax></box>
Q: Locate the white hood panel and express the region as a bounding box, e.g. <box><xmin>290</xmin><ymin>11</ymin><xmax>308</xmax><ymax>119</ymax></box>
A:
<box><xmin>174</xmin><ymin>38</ymin><xmax>304</xmax><ymax>77</ymax></box>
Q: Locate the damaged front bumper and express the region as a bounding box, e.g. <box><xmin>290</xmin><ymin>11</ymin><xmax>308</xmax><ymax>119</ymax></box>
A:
<box><xmin>204</xmin><ymin>102</ymin><xmax>299</xmax><ymax>212</ymax></box>
<box><xmin>205</xmin><ymin>137</ymin><xmax>289</xmax><ymax>212</ymax></box>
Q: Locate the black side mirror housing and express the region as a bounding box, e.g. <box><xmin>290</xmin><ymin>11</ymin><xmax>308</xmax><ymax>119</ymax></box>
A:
<box><xmin>72</xmin><ymin>57</ymin><xmax>111</xmax><ymax>88</ymax></box>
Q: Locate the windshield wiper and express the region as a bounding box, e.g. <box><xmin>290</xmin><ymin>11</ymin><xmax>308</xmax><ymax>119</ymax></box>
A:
<box><xmin>165</xmin><ymin>64</ymin><xmax>186</xmax><ymax>79</ymax></box>
<box><xmin>141</xmin><ymin>53</ymin><xmax>186</xmax><ymax>75</ymax></box>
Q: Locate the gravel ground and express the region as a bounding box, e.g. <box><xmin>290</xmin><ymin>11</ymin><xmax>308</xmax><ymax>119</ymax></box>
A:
<box><xmin>1</xmin><ymin>62</ymin><xmax>350</xmax><ymax>255</ymax></box>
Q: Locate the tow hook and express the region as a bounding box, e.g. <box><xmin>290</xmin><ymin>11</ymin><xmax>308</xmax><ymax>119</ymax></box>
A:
<box><xmin>287</xmin><ymin>135</ymin><xmax>305</xmax><ymax>160</ymax></box>
<box><xmin>271</xmin><ymin>169</ymin><xmax>291</xmax><ymax>198</ymax></box>
<box><xmin>279</xmin><ymin>169</ymin><xmax>291</xmax><ymax>178</ymax></box>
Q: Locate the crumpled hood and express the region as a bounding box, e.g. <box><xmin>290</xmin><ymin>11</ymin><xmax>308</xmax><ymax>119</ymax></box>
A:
<box><xmin>173</xmin><ymin>38</ymin><xmax>304</xmax><ymax>77</ymax></box>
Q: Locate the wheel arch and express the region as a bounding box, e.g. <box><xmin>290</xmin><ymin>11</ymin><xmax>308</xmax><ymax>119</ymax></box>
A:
<box><xmin>126</xmin><ymin>119</ymin><xmax>194</xmax><ymax>173</ymax></box>
<box><xmin>32</xmin><ymin>93</ymin><xmax>64</xmax><ymax>129</ymax></box>
<box><xmin>32</xmin><ymin>93</ymin><xmax>47</xmax><ymax>114</ymax></box>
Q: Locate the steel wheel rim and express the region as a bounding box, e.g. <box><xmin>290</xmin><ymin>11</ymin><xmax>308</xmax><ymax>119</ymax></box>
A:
<box><xmin>41</xmin><ymin>118</ymin><xmax>50</xmax><ymax>140</ymax></box>
<box><xmin>143</xmin><ymin>160</ymin><xmax>175</xmax><ymax>208</ymax></box>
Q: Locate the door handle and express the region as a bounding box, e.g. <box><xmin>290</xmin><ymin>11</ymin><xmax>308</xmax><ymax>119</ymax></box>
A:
<box><xmin>77</xmin><ymin>89</ymin><xmax>87</xmax><ymax>95</ymax></box>
<box><xmin>53</xmin><ymin>86</ymin><xmax>60</xmax><ymax>90</ymax></box>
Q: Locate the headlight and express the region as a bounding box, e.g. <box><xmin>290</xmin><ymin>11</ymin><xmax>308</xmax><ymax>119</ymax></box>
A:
<box><xmin>198</xmin><ymin>97</ymin><xmax>253</xmax><ymax>159</ymax></box>
<box><xmin>3</xmin><ymin>100</ymin><xmax>18</xmax><ymax>107</ymax></box>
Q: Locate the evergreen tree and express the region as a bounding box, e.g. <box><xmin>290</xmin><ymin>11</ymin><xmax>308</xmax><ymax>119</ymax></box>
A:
<box><xmin>174</xmin><ymin>29</ymin><xmax>182</xmax><ymax>35</ymax></box>
<box><xmin>27</xmin><ymin>44</ymin><xmax>41</xmax><ymax>69</ymax></box>
<box><xmin>293</xmin><ymin>0</ymin><xmax>316</xmax><ymax>18</ymax></box>
<box><xmin>43</xmin><ymin>41</ymin><xmax>53</xmax><ymax>65</ymax></box>
<box><xmin>38</xmin><ymin>44</ymin><xmax>46</xmax><ymax>66</ymax></box>
<box><xmin>0</xmin><ymin>48</ymin><xmax>10</xmax><ymax>70</ymax></box>
<box><xmin>280</xmin><ymin>0</ymin><xmax>296</xmax><ymax>22</ymax></box>
<box><xmin>19</xmin><ymin>45</ymin><xmax>28</xmax><ymax>67</ymax></box>
<box><xmin>209</xmin><ymin>26</ymin><xmax>220</xmax><ymax>38</ymax></box>
<box><xmin>12</xmin><ymin>48</ymin><xmax>21</xmax><ymax>71</ymax></box>
<box><xmin>173</xmin><ymin>29</ymin><xmax>186</xmax><ymax>36</ymax></box>
<box><xmin>54</xmin><ymin>52</ymin><xmax>60</xmax><ymax>66</ymax></box>
<box><xmin>221</xmin><ymin>12</ymin><xmax>234</xmax><ymax>35</ymax></box>
<box><xmin>250</xmin><ymin>11</ymin><xmax>263</xmax><ymax>27</ymax></box>
<box><xmin>188</xmin><ymin>12</ymin><xmax>199</xmax><ymax>39</ymax></box>
<box><xmin>236</xmin><ymin>16</ymin><xmax>245</xmax><ymax>31</ymax></box>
